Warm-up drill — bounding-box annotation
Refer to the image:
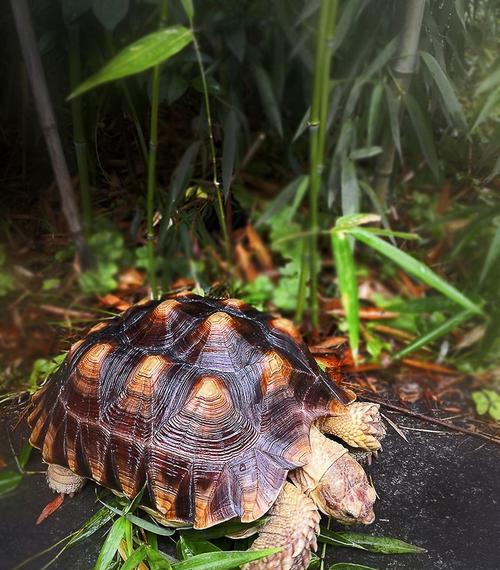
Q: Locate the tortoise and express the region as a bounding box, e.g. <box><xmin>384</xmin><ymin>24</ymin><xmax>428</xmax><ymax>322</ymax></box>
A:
<box><xmin>28</xmin><ymin>294</ymin><xmax>385</xmax><ymax>569</ymax></box>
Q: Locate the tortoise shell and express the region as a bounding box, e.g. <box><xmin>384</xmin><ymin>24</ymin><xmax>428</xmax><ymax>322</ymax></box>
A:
<box><xmin>28</xmin><ymin>294</ymin><xmax>355</xmax><ymax>528</ymax></box>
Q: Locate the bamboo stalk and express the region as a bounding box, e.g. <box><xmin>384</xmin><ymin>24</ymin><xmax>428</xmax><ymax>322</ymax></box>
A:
<box><xmin>298</xmin><ymin>0</ymin><xmax>337</xmax><ymax>330</ymax></box>
<box><xmin>68</xmin><ymin>24</ymin><xmax>92</xmax><ymax>239</ymax></box>
<box><xmin>188</xmin><ymin>17</ymin><xmax>231</xmax><ymax>263</ymax></box>
<box><xmin>146</xmin><ymin>0</ymin><xmax>169</xmax><ymax>300</ymax></box>
<box><xmin>10</xmin><ymin>0</ymin><xmax>90</xmax><ymax>268</ymax></box>
<box><xmin>373</xmin><ymin>0</ymin><xmax>426</xmax><ymax>201</ymax></box>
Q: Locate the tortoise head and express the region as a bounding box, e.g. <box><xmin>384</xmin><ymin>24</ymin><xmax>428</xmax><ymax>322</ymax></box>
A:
<box><xmin>310</xmin><ymin>451</ymin><xmax>376</xmax><ymax>525</ymax></box>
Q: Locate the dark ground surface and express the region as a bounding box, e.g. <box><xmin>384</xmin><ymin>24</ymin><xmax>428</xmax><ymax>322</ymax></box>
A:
<box><xmin>1</xmin><ymin>407</ymin><xmax>499</xmax><ymax>570</ymax></box>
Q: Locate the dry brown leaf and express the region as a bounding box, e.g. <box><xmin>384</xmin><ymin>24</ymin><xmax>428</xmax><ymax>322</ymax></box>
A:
<box><xmin>36</xmin><ymin>494</ymin><xmax>65</xmax><ymax>524</ymax></box>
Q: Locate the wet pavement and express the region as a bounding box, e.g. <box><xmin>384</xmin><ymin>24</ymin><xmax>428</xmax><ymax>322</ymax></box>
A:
<box><xmin>1</xmin><ymin>409</ymin><xmax>499</xmax><ymax>570</ymax></box>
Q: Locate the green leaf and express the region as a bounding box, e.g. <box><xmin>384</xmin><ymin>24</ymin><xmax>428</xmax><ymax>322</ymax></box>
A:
<box><xmin>120</xmin><ymin>546</ymin><xmax>148</xmax><ymax>570</ymax></box>
<box><xmin>477</xmin><ymin>66</ymin><xmax>500</xmax><ymax>94</ymax></box>
<box><xmin>0</xmin><ymin>470</ymin><xmax>23</xmax><ymax>496</ymax></box>
<box><xmin>171</xmin><ymin>549</ymin><xmax>280</xmax><ymax>570</ymax></box>
<box><xmin>346</xmin><ymin>228</ymin><xmax>482</xmax><ymax>314</ymax></box>
<box><xmin>350</xmin><ymin>147</ymin><xmax>382</xmax><ymax>160</ymax></box>
<box><xmin>222</xmin><ymin>109</ymin><xmax>239</xmax><ymax>199</ymax></box>
<box><xmin>255</xmin><ymin>176</ymin><xmax>308</xmax><ymax>228</ymax></box>
<box><xmin>94</xmin><ymin>516</ymin><xmax>127</xmax><ymax>570</ymax></box>
<box><xmin>420</xmin><ymin>51</ymin><xmax>467</xmax><ymax>132</ymax></box>
<box><xmin>320</xmin><ymin>529</ymin><xmax>426</xmax><ymax>554</ymax></box>
<box><xmin>329</xmin><ymin>562</ymin><xmax>377</xmax><ymax>570</ymax></box>
<box><xmin>252</xmin><ymin>64</ymin><xmax>283</xmax><ymax>137</ymax></box>
<box><xmin>392</xmin><ymin>310</ymin><xmax>474</xmax><ymax>360</ymax></box>
<box><xmin>180</xmin><ymin>0</ymin><xmax>194</xmax><ymax>21</ymax></box>
<box><xmin>341</xmin><ymin>158</ymin><xmax>360</xmax><ymax>216</ymax></box>
<box><xmin>68</xmin><ymin>501</ymin><xmax>120</xmax><ymax>547</ymax></box>
<box><xmin>126</xmin><ymin>513</ymin><xmax>175</xmax><ymax>536</ymax></box>
<box><xmin>472</xmin><ymin>86</ymin><xmax>500</xmax><ymax>131</ymax></box>
<box><xmin>147</xmin><ymin>547</ymin><xmax>173</xmax><ymax>569</ymax></box>
<box><xmin>69</xmin><ymin>26</ymin><xmax>193</xmax><ymax>99</ymax></box>
<box><xmin>92</xmin><ymin>0</ymin><xmax>129</xmax><ymax>31</ymax></box>
<box><xmin>17</xmin><ymin>441</ymin><xmax>33</xmax><ymax>470</ymax></box>
<box><xmin>180</xmin><ymin>518</ymin><xmax>268</xmax><ymax>541</ymax></box>
<box><xmin>472</xmin><ymin>389</ymin><xmax>500</xmax><ymax>421</ymax></box>
<box><xmin>480</xmin><ymin>220</ymin><xmax>500</xmax><ymax>284</ymax></box>
<box><xmin>404</xmin><ymin>94</ymin><xmax>440</xmax><ymax>180</ymax></box>
<box><xmin>331</xmin><ymin>232</ymin><xmax>360</xmax><ymax>361</ymax></box>
<box><xmin>367</xmin><ymin>82</ymin><xmax>384</xmax><ymax>146</ymax></box>
<box><xmin>166</xmin><ymin>141</ymin><xmax>201</xmax><ymax>222</ymax></box>
<box><xmin>178</xmin><ymin>536</ymin><xmax>220</xmax><ymax>560</ymax></box>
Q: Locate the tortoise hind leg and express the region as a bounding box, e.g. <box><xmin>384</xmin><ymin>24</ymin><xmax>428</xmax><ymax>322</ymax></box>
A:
<box><xmin>242</xmin><ymin>482</ymin><xmax>320</xmax><ymax>570</ymax></box>
<box><xmin>318</xmin><ymin>402</ymin><xmax>386</xmax><ymax>451</ymax></box>
<box><xmin>47</xmin><ymin>464</ymin><xmax>86</xmax><ymax>495</ymax></box>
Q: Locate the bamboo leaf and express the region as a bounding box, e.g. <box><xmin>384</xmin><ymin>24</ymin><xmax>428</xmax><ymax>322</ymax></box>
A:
<box><xmin>324</xmin><ymin>531</ymin><xmax>427</xmax><ymax>555</ymax></box>
<box><xmin>255</xmin><ymin>175</ymin><xmax>309</xmax><ymax>228</ymax></box>
<box><xmin>180</xmin><ymin>519</ymin><xmax>268</xmax><ymax>541</ymax></box>
<box><xmin>404</xmin><ymin>94</ymin><xmax>440</xmax><ymax>180</ymax></box>
<box><xmin>180</xmin><ymin>0</ymin><xmax>194</xmax><ymax>21</ymax></box>
<box><xmin>292</xmin><ymin>107</ymin><xmax>311</xmax><ymax>143</ymax></box>
<box><xmin>252</xmin><ymin>64</ymin><xmax>283</xmax><ymax>137</ymax></box>
<box><xmin>367</xmin><ymin>82</ymin><xmax>384</xmax><ymax>145</ymax></box>
<box><xmin>471</xmin><ymin>86</ymin><xmax>500</xmax><ymax>131</ymax></box>
<box><xmin>147</xmin><ymin>548</ymin><xmax>174</xmax><ymax>569</ymax></box>
<box><xmin>171</xmin><ymin>549</ymin><xmax>280</xmax><ymax>570</ymax></box>
<box><xmin>92</xmin><ymin>0</ymin><xmax>129</xmax><ymax>31</ymax></box>
<box><xmin>17</xmin><ymin>441</ymin><xmax>33</xmax><ymax>470</ymax></box>
<box><xmin>384</xmin><ymin>84</ymin><xmax>402</xmax><ymax>159</ymax></box>
<box><xmin>121</xmin><ymin>546</ymin><xmax>148</xmax><ymax>570</ymax></box>
<box><xmin>222</xmin><ymin>109</ymin><xmax>239</xmax><ymax>199</ymax></box>
<box><xmin>347</xmin><ymin>228</ymin><xmax>482</xmax><ymax>314</ymax></box>
<box><xmin>420</xmin><ymin>51</ymin><xmax>467</xmax><ymax>132</ymax></box>
<box><xmin>392</xmin><ymin>310</ymin><xmax>474</xmax><ymax>360</ymax></box>
<box><xmin>332</xmin><ymin>230</ymin><xmax>360</xmax><ymax>361</ymax></box>
<box><xmin>331</xmin><ymin>0</ymin><xmax>365</xmax><ymax>54</ymax></box>
<box><xmin>329</xmin><ymin>562</ymin><xmax>377</xmax><ymax>570</ymax></box>
<box><xmin>477</xmin><ymin>66</ymin><xmax>500</xmax><ymax>94</ymax></box>
<box><xmin>69</xmin><ymin>27</ymin><xmax>193</xmax><ymax>98</ymax></box>
<box><xmin>341</xmin><ymin>158</ymin><xmax>360</xmax><ymax>216</ymax></box>
<box><xmin>94</xmin><ymin>516</ymin><xmax>127</xmax><ymax>570</ymax></box>
<box><xmin>125</xmin><ymin>513</ymin><xmax>176</xmax><ymax>536</ymax></box>
<box><xmin>178</xmin><ymin>536</ymin><xmax>220</xmax><ymax>560</ymax></box>
<box><xmin>0</xmin><ymin>470</ymin><xmax>23</xmax><ymax>496</ymax></box>
<box><xmin>350</xmin><ymin>146</ymin><xmax>382</xmax><ymax>160</ymax></box>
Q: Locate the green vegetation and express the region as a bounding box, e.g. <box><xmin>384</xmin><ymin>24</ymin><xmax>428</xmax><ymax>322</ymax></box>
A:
<box><xmin>1</xmin><ymin>0</ymin><xmax>499</xmax><ymax>568</ymax></box>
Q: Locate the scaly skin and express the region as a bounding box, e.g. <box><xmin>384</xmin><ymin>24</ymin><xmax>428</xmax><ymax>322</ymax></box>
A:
<box><xmin>243</xmin><ymin>482</ymin><xmax>320</xmax><ymax>570</ymax></box>
<box><xmin>318</xmin><ymin>402</ymin><xmax>386</xmax><ymax>451</ymax></box>
<box><xmin>247</xmin><ymin>426</ymin><xmax>377</xmax><ymax>570</ymax></box>
<box><xmin>47</xmin><ymin>464</ymin><xmax>86</xmax><ymax>495</ymax></box>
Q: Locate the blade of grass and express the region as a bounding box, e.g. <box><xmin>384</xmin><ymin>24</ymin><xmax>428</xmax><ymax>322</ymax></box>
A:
<box><xmin>347</xmin><ymin>228</ymin><xmax>482</xmax><ymax>314</ymax></box>
<box><xmin>392</xmin><ymin>309</ymin><xmax>474</xmax><ymax>360</ymax></box>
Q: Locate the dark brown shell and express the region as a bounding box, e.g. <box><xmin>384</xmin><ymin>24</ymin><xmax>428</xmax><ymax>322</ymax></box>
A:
<box><xmin>28</xmin><ymin>294</ymin><xmax>354</xmax><ymax>528</ymax></box>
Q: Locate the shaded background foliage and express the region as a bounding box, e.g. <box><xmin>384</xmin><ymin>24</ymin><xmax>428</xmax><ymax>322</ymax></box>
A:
<box><xmin>0</xmin><ymin>0</ymin><xmax>499</xmax><ymax>375</ymax></box>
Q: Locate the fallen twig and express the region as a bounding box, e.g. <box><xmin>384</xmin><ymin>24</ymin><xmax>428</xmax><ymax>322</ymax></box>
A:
<box><xmin>362</xmin><ymin>396</ymin><xmax>500</xmax><ymax>446</ymax></box>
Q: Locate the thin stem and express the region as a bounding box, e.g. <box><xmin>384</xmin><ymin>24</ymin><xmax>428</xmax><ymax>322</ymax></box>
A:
<box><xmin>68</xmin><ymin>24</ymin><xmax>92</xmax><ymax>239</ymax></box>
<box><xmin>190</xmin><ymin>24</ymin><xmax>231</xmax><ymax>262</ymax></box>
<box><xmin>146</xmin><ymin>0</ymin><xmax>169</xmax><ymax>299</ymax></box>
<box><xmin>300</xmin><ymin>0</ymin><xmax>337</xmax><ymax>330</ymax></box>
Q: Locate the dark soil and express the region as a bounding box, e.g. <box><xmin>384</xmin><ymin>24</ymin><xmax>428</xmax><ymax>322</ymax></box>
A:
<box><xmin>1</xmin><ymin>408</ymin><xmax>499</xmax><ymax>570</ymax></box>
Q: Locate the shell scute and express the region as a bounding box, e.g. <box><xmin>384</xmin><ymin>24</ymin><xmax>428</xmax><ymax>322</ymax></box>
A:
<box><xmin>28</xmin><ymin>294</ymin><xmax>354</xmax><ymax>528</ymax></box>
